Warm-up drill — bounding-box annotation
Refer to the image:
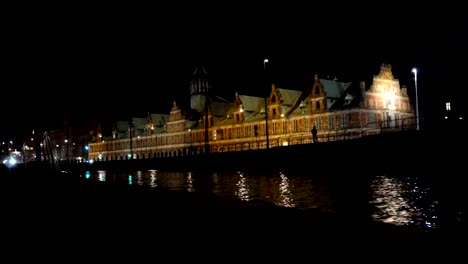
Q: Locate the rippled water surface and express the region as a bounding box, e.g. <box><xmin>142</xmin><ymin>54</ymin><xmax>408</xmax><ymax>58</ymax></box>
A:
<box><xmin>83</xmin><ymin>169</ymin><xmax>465</xmax><ymax>231</ymax></box>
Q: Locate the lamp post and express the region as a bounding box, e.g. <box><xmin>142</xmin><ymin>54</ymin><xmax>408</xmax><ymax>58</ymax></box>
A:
<box><xmin>129</xmin><ymin>120</ymin><xmax>134</xmax><ymax>159</ymax></box>
<box><xmin>264</xmin><ymin>58</ymin><xmax>270</xmax><ymax>149</ymax></box>
<box><xmin>412</xmin><ymin>68</ymin><xmax>420</xmax><ymax>131</ymax></box>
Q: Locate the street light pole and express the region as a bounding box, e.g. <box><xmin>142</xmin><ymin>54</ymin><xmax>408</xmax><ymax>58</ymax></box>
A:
<box><xmin>264</xmin><ymin>58</ymin><xmax>270</xmax><ymax>149</ymax></box>
<box><xmin>129</xmin><ymin>120</ymin><xmax>134</xmax><ymax>159</ymax></box>
<box><xmin>412</xmin><ymin>68</ymin><xmax>419</xmax><ymax>131</ymax></box>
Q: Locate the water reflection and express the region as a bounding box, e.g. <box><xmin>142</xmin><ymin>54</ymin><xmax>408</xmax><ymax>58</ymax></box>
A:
<box><xmin>277</xmin><ymin>173</ymin><xmax>295</xmax><ymax>208</ymax></box>
<box><xmin>85</xmin><ymin>170</ymin><xmax>333</xmax><ymax>211</ymax></box>
<box><xmin>161</xmin><ymin>171</ymin><xmax>186</xmax><ymax>191</ymax></box>
<box><xmin>370</xmin><ymin>176</ymin><xmax>412</xmax><ymax>225</ymax></box>
<box><xmin>97</xmin><ymin>170</ymin><xmax>106</xmax><ymax>182</ymax></box>
<box><xmin>136</xmin><ymin>171</ymin><xmax>143</xmax><ymax>186</ymax></box>
<box><xmin>81</xmin><ymin>168</ymin><xmax>456</xmax><ymax>229</ymax></box>
<box><xmin>128</xmin><ymin>175</ymin><xmax>133</xmax><ymax>185</ymax></box>
<box><xmin>235</xmin><ymin>172</ymin><xmax>251</xmax><ymax>201</ymax></box>
<box><xmin>186</xmin><ymin>172</ymin><xmax>195</xmax><ymax>192</ymax></box>
<box><xmin>149</xmin><ymin>170</ymin><xmax>157</xmax><ymax>188</ymax></box>
<box><xmin>212</xmin><ymin>173</ymin><xmax>221</xmax><ymax>195</ymax></box>
<box><xmin>403</xmin><ymin>176</ymin><xmax>439</xmax><ymax>229</ymax></box>
<box><xmin>370</xmin><ymin>175</ymin><xmax>439</xmax><ymax>230</ymax></box>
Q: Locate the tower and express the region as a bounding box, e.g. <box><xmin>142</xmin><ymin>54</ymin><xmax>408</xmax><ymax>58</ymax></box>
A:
<box><xmin>190</xmin><ymin>65</ymin><xmax>211</xmax><ymax>113</ymax></box>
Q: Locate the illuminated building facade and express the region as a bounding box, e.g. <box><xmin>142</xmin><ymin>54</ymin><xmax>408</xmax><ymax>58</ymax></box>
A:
<box><xmin>88</xmin><ymin>64</ymin><xmax>415</xmax><ymax>161</ymax></box>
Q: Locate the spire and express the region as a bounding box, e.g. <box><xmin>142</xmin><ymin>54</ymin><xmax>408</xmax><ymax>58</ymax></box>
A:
<box><xmin>146</xmin><ymin>112</ymin><xmax>154</xmax><ymax>136</ymax></box>
<box><xmin>112</xmin><ymin>121</ymin><xmax>118</xmax><ymax>139</ymax></box>
<box><xmin>314</xmin><ymin>73</ymin><xmax>319</xmax><ymax>81</ymax></box>
<box><xmin>271</xmin><ymin>83</ymin><xmax>276</xmax><ymax>92</ymax></box>
<box><xmin>234</xmin><ymin>91</ymin><xmax>241</xmax><ymax>105</ymax></box>
<box><xmin>146</xmin><ymin>112</ymin><xmax>153</xmax><ymax>124</ymax></box>
<box><xmin>171</xmin><ymin>100</ymin><xmax>179</xmax><ymax>112</ymax></box>
<box><xmin>97</xmin><ymin>123</ymin><xmax>102</xmax><ymax>143</ymax></box>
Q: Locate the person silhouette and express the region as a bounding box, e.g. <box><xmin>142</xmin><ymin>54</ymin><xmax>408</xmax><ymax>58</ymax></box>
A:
<box><xmin>311</xmin><ymin>125</ymin><xmax>318</xmax><ymax>143</ymax></box>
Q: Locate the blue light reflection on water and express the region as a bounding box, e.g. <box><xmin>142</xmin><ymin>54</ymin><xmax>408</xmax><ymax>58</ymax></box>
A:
<box><xmin>84</xmin><ymin>169</ymin><xmax>458</xmax><ymax>230</ymax></box>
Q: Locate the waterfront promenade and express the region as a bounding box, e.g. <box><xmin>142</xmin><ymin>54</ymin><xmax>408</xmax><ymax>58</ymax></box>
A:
<box><xmin>60</xmin><ymin>129</ymin><xmax>464</xmax><ymax>175</ymax></box>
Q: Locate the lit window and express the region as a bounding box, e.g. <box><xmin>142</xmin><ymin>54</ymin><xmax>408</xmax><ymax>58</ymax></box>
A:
<box><xmin>446</xmin><ymin>102</ymin><xmax>451</xmax><ymax>111</ymax></box>
<box><xmin>328</xmin><ymin>115</ymin><xmax>334</xmax><ymax>129</ymax></box>
<box><xmin>341</xmin><ymin>114</ymin><xmax>347</xmax><ymax>128</ymax></box>
<box><xmin>315</xmin><ymin>117</ymin><xmax>321</xmax><ymax>130</ymax></box>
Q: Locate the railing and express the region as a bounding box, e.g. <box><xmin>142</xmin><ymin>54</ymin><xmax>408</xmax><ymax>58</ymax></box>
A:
<box><xmin>91</xmin><ymin>116</ymin><xmax>424</xmax><ymax>161</ymax></box>
<box><xmin>360</xmin><ymin>116</ymin><xmax>422</xmax><ymax>136</ymax></box>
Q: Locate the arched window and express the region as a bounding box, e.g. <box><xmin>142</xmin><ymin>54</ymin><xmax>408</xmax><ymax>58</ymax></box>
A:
<box><xmin>315</xmin><ymin>86</ymin><xmax>320</xmax><ymax>95</ymax></box>
<box><xmin>273</xmin><ymin>108</ymin><xmax>277</xmax><ymax>116</ymax></box>
<box><xmin>271</xmin><ymin>95</ymin><xmax>276</xmax><ymax>103</ymax></box>
<box><xmin>316</xmin><ymin>101</ymin><xmax>321</xmax><ymax>111</ymax></box>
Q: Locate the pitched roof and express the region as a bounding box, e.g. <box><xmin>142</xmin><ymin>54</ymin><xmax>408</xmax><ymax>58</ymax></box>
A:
<box><xmin>239</xmin><ymin>95</ymin><xmax>264</xmax><ymax>113</ymax></box>
<box><xmin>277</xmin><ymin>88</ymin><xmax>303</xmax><ymax>116</ymax></box>
<box><xmin>328</xmin><ymin>82</ymin><xmax>363</xmax><ymax>110</ymax></box>
<box><xmin>320</xmin><ymin>79</ymin><xmax>352</xmax><ymax>99</ymax></box>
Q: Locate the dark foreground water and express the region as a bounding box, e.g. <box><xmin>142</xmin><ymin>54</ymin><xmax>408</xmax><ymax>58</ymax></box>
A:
<box><xmin>3</xmin><ymin>164</ymin><xmax>468</xmax><ymax>258</ymax></box>
<box><xmin>82</xmin><ymin>169</ymin><xmax>466</xmax><ymax>233</ymax></box>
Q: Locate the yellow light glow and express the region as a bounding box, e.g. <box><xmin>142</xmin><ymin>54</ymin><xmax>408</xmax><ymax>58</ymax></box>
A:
<box><xmin>383</xmin><ymin>92</ymin><xmax>396</xmax><ymax>110</ymax></box>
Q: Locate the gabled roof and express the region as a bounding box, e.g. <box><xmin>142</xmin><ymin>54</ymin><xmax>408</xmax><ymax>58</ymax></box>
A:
<box><xmin>150</xmin><ymin>114</ymin><xmax>168</xmax><ymax>128</ymax></box>
<box><xmin>276</xmin><ymin>88</ymin><xmax>303</xmax><ymax>116</ymax></box>
<box><xmin>328</xmin><ymin>82</ymin><xmax>362</xmax><ymax>110</ymax></box>
<box><xmin>116</xmin><ymin>121</ymin><xmax>129</xmax><ymax>133</ymax></box>
<box><xmin>210</xmin><ymin>101</ymin><xmax>233</xmax><ymax>117</ymax></box>
<box><xmin>320</xmin><ymin>79</ymin><xmax>352</xmax><ymax>99</ymax></box>
<box><xmin>239</xmin><ymin>95</ymin><xmax>264</xmax><ymax>113</ymax></box>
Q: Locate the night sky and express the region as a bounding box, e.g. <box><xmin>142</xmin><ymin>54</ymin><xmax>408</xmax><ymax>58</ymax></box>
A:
<box><xmin>2</xmin><ymin>4</ymin><xmax>466</xmax><ymax>140</ymax></box>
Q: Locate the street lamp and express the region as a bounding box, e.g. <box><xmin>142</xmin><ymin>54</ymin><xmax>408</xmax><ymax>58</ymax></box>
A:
<box><xmin>412</xmin><ymin>68</ymin><xmax>420</xmax><ymax>131</ymax></box>
<box><xmin>264</xmin><ymin>58</ymin><xmax>270</xmax><ymax>149</ymax></box>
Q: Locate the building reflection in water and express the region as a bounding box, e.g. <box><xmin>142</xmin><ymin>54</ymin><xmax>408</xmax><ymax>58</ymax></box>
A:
<box><xmin>97</xmin><ymin>170</ymin><xmax>106</xmax><ymax>182</ymax></box>
<box><xmin>212</xmin><ymin>173</ymin><xmax>221</xmax><ymax>195</ymax></box>
<box><xmin>159</xmin><ymin>171</ymin><xmax>186</xmax><ymax>191</ymax></box>
<box><xmin>277</xmin><ymin>173</ymin><xmax>295</xmax><ymax>208</ymax></box>
<box><xmin>235</xmin><ymin>172</ymin><xmax>251</xmax><ymax>201</ymax></box>
<box><xmin>149</xmin><ymin>170</ymin><xmax>157</xmax><ymax>188</ymax></box>
<box><xmin>128</xmin><ymin>175</ymin><xmax>133</xmax><ymax>185</ymax></box>
<box><xmin>83</xmin><ymin>169</ymin><xmax>449</xmax><ymax>229</ymax></box>
<box><xmin>186</xmin><ymin>172</ymin><xmax>195</xmax><ymax>192</ymax></box>
<box><xmin>136</xmin><ymin>171</ymin><xmax>143</xmax><ymax>186</ymax></box>
<box><xmin>370</xmin><ymin>175</ymin><xmax>439</xmax><ymax>229</ymax></box>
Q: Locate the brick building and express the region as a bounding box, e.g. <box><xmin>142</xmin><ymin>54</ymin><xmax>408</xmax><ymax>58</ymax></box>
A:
<box><xmin>88</xmin><ymin>64</ymin><xmax>416</xmax><ymax>161</ymax></box>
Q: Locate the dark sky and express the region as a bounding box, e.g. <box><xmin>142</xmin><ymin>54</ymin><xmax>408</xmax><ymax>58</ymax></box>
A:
<box><xmin>2</xmin><ymin>4</ymin><xmax>466</xmax><ymax>140</ymax></box>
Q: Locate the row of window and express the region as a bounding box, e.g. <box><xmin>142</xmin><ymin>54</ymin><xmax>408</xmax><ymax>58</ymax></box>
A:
<box><xmin>92</xmin><ymin>113</ymin><xmax>364</xmax><ymax>152</ymax></box>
